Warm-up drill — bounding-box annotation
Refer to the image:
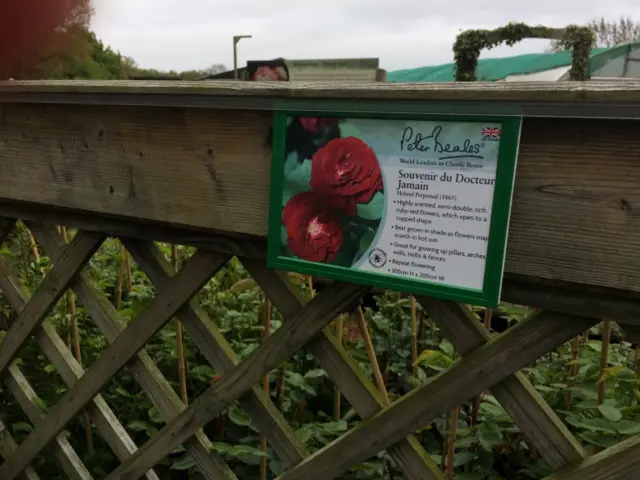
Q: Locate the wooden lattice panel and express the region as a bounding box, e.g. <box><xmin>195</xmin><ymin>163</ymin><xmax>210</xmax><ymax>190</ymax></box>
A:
<box><xmin>0</xmin><ymin>213</ymin><xmax>637</xmax><ymax>480</ymax></box>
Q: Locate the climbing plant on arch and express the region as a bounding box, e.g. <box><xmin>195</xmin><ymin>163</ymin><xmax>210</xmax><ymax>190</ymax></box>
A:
<box><xmin>453</xmin><ymin>22</ymin><xmax>595</xmax><ymax>81</ymax></box>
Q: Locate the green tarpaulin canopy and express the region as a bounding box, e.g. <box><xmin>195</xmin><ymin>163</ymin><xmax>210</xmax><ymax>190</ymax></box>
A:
<box><xmin>387</xmin><ymin>44</ymin><xmax>635</xmax><ymax>82</ymax></box>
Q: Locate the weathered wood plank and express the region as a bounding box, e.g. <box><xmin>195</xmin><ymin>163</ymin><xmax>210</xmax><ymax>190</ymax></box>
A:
<box><xmin>122</xmin><ymin>238</ymin><xmax>309</xmax><ymax>469</ymax></box>
<box><xmin>275</xmin><ymin>311</ymin><xmax>598</xmax><ymax>480</ymax></box>
<box><xmin>0</xmin><ymin>249</ymin><xmax>226</xmax><ymax>480</ymax></box>
<box><xmin>0</xmin><ymin>203</ymin><xmax>264</xmax><ymax>259</ymax></box>
<box><xmin>505</xmin><ymin>118</ymin><xmax>640</xmax><ymax>292</ymax></box>
<box><xmin>0</xmin><ymin>104</ymin><xmax>638</xmax><ymax>293</ymax></box>
<box><xmin>104</xmin><ymin>282</ymin><xmax>368</xmax><ymax>480</ymax></box>
<box><xmin>417</xmin><ymin>298</ymin><xmax>586</xmax><ymax>469</ymax></box>
<box><xmin>25</xmin><ymin>224</ymin><xmax>234</xmax><ymax>480</ymax></box>
<box><xmin>0</xmin><ymin>255</ymin><xmax>91</xmax><ymax>480</ymax></box>
<box><xmin>0</xmin><ymin>231</ymin><xmax>104</xmax><ymax>376</ymax></box>
<box><xmin>5</xmin><ymin>365</ymin><xmax>94</xmax><ymax>480</ymax></box>
<box><xmin>500</xmin><ymin>276</ymin><xmax>640</xmax><ymax>326</ymax></box>
<box><xmin>244</xmin><ymin>262</ymin><xmax>444</xmax><ymax>480</ymax></box>
<box><xmin>0</xmin><ymin>419</ymin><xmax>41</xmax><ymax>480</ymax></box>
<box><xmin>2</xmin><ymin>79</ymin><xmax>640</xmax><ymax>102</ymax></box>
<box><xmin>0</xmin><ymin>104</ymin><xmax>272</xmax><ymax>238</ymax></box>
<box><xmin>544</xmin><ymin>435</ymin><xmax>640</xmax><ymax>480</ymax></box>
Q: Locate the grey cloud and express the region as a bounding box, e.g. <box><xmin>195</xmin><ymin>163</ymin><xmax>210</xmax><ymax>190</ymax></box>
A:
<box><xmin>92</xmin><ymin>0</ymin><xmax>640</xmax><ymax>72</ymax></box>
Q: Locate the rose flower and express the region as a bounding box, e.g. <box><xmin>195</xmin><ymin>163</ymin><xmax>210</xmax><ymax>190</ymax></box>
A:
<box><xmin>310</xmin><ymin>137</ymin><xmax>382</xmax><ymax>205</ymax></box>
<box><xmin>282</xmin><ymin>192</ymin><xmax>349</xmax><ymax>262</ymax></box>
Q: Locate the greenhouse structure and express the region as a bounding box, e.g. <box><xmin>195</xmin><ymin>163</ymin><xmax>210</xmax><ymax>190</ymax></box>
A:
<box><xmin>387</xmin><ymin>42</ymin><xmax>640</xmax><ymax>82</ymax></box>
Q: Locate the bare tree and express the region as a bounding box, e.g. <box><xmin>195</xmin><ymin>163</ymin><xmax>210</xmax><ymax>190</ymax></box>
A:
<box><xmin>548</xmin><ymin>16</ymin><xmax>640</xmax><ymax>52</ymax></box>
<box><xmin>121</xmin><ymin>56</ymin><xmax>138</xmax><ymax>76</ymax></box>
<box><xmin>202</xmin><ymin>63</ymin><xmax>227</xmax><ymax>75</ymax></box>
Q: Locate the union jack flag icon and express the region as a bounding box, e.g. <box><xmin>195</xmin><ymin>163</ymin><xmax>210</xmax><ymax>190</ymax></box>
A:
<box><xmin>481</xmin><ymin>127</ymin><xmax>501</xmax><ymax>141</ymax></box>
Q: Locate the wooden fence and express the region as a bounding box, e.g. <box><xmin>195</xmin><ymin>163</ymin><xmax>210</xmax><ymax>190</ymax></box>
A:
<box><xmin>0</xmin><ymin>80</ymin><xmax>638</xmax><ymax>479</ymax></box>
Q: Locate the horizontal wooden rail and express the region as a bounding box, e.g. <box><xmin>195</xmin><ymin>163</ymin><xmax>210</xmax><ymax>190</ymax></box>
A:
<box><xmin>1</xmin><ymin>80</ymin><xmax>640</xmax><ymax>119</ymax></box>
<box><xmin>1</xmin><ymin>79</ymin><xmax>640</xmax><ymax>103</ymax></box>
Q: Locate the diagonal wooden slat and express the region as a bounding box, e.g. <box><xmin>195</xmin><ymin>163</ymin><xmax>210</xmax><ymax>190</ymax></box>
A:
<box><xmin>275</xmin><ymin>311</ymin><xmax>598</xmax><ymax>480</ymax></box>
<box><xmin>0</xmin><ymin>248</ymin><xmax>226</xmax><ymax>480</ymax></box>
<box><xmin>28</xmin><ymin>224</ymin><xmax>237</xmax><ymax>479</ymax></box>
<box><xmin>418</xmin><ymin>297</ymin><xmax>587</xmax><ymax>468</ymax></box>
<box><xmin>0</xmin><ymin>230</ymin><xmax>105</xmax><ymax>376</ymax></box>
<box><xmin>122</xmin><ymin>238</ymin><xmax>310</xmax><ymax>469</ymax></box>
<box><xmin>0</xmin><ymin>225</ymin><xmax>99</xmax><ymax>480</ymax></box>
<box><xmin>243</xmin><ymin>262</ymin><xmax>444</xmax><ymax>480</ymax></box>
<box><xmin>0</xmin><ymin>418</ymin><xmax>40</xmax><ymax>480</ymax></box>
<box><xmin>5</xmin><ymin>364</ymin><xmax>94</xmax><ymax>480</ymax></box>
<box><xmin>544</xmin><ymin>435</ymin><xmax>640</xmax><ymax>480</ymax></box>
<box><xmin>0</xmin><ymin>217</ymin><xmax>40</xmax><ymax>480</ymax></box>
<box><xmin>0</xmin><ymin>254</ymin><xmax>160</xmax><ymax>480</ymax></box>
<box><xmin>0</xmin><ymin>315</ymin><xmax>91</xmax><ymax>479</ymax></box>
<box><xmin>105</xmin><ymin>281</ymin><xmax>368</xmax><ymax>480</ymax></box>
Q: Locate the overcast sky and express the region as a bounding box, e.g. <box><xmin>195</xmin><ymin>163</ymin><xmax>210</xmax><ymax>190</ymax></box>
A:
<box><xmin>92</xmin><ymin>0</ymin><xmax>640</xmax><ymax>73</ymax></box>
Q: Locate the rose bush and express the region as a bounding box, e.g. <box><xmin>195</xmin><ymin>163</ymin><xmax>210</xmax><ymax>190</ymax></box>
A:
<box><xmin>282</xmin><ymin>192</ymin><xmax>348</xmax><ymax>262</ymax></box>
<box><xmin>310</xmin><ymin>136</ymin><xmax>383</xmax><ymax>204</ymax></box>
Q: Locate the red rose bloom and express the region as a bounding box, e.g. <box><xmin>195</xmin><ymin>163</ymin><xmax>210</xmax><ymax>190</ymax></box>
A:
<box><xmin>310</xmin><ymin>137</ymin><xmax>382</xmax><ymax>204</ymax></box>
<box><xmin>282</xmin><ymin>192</ymin><xmax>348</xmax><ymax>262</ymax></box>
<box><xmin>299</xmin><ymin>117</ymin><xmax>339</xmax><ymax>133</ymax></box>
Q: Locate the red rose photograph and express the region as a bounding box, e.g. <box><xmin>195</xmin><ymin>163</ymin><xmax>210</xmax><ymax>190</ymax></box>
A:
<box><xmin>310</xmin><ymin>136</ymin><xmax>383</xmax><ymax>204</ymax></box>
<box><xmin>280</xmin><ymin>116</ymin><xmax>385</xmax><ymax>268</ymax></box>
<box><xmin>282</xmin><ymin>192</ymin><xmax>345</xmax><ymax>263</ymax></box>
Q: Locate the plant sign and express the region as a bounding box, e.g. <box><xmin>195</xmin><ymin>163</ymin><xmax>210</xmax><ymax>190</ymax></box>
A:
<box><xmin>267</xmin><ymin>109</ymin><xmax>522</xmax><ymax>307</ymax></box>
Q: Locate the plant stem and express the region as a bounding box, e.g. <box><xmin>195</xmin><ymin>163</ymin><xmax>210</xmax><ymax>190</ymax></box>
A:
<box><xmin>62</xmin><ymin>226</ymin><xmax>94</xmax><ymax>453</ymax></box>
<box><xmin>483</xmin><ymin>307</ymin><xmax>492</xmax><ymax>330</ymax></box>
<box><xmin>170</xmin><ymin>244</ymin><xmax>190</xmax><ymax>477</ymax></box>
<box><xmin>410</xmin><ymin>296</ymin><xmax>418</xmax><ymax>375</ymax></box>
<box><xmin>115</xmin><ymin>243</ymin><xmax>125</xmax><ymax>310</ymax></box>
<box><xmin>25</xmin><ymin>226</ymin><xmax>44</xmax><ymax>277</ymax></box>
<box><xmin>275</xmin><ymin>366</ymin><xmax>286</xmax><ymax>411</ymax></box>
<box><xmin>566</xmin><ymin>336</ymin><xmax>581</xmax><ymax>407</ymax></box>
<box><xmin>125</xmin><ymin>249</ymin><xmax>132</xmax><ymax>294</ymax></box>
<box><xmin>445</xmin><ymin>406</ymin><xmax>459</xmax><ymax>479</ymax></box>
<box><xmin>260</xmin><ymin>297</ymin><xmax>272</xmax><ymax>480</ymax></box>
<box><xmin>334</xmin><ymin>313</ymin><xmax>344</xmax><ymax>420</ymax></box>
<box><xmin>355</xmin><ymin>307</ymin><xmax>389</xmax><ymax>404</ymax></box>
<box><xmin>322</xmin><ymin>275</ymin><xmax>343</xmax><ymax>421</ymax></box>
<box><xmin>597</xmin><ymin>320</ymin><xmax>612</xmax><ymax>404</ymax></box>
<box><xmin>172</xmin><ymin>245</ymin><xmax>188</xmax><ymax>406</ymax></box>
<box><xmin>471</xmin><ymin>309</ymin><xmax>492</xmax><ymax>425</ymax></box>
<box><xmin>596</xmin><ymin>320</ymin><xmax>612</xmax><ymax>453</ymax></box>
